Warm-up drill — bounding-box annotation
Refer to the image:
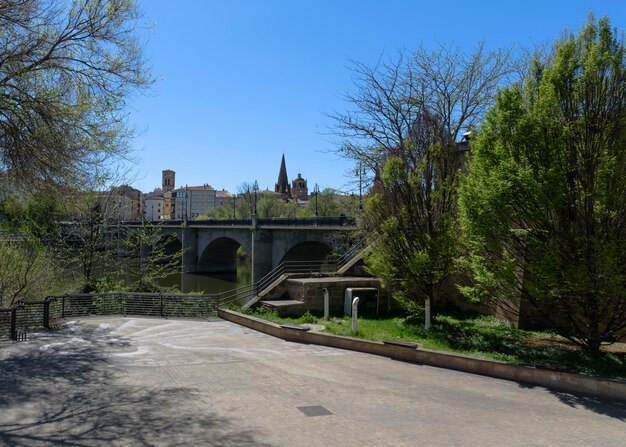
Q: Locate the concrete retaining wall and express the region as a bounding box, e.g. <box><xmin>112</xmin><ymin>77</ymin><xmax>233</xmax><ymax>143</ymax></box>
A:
<box><xmin>218</xmin><ymin>308</ymin><xmax>626</xmax><ymax>402</ymax></box>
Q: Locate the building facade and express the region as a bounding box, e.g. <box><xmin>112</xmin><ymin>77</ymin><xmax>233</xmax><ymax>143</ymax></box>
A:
<box><xmin>108</xmin><ymin>185</ymin><xmax>144</xmax><ymax>221</ymax></box>
<box><xmin>161</xmin><ymin>169</ymin><xmax>175</xmax><ymax>220</ymax></box>
<box><xmin>173</xmin><ymin>185</ymin><xmax>217</xmax><ymax>219</ymax></box>
<box><xmin>144</xmin><ymin>190</ymin><xmax>165</xmax><ymax>221</ymax></box>
<box><xmin>216</xmin><ymin>190</ymin><xmax>233</xmax><ymax>208</ymax></box>
<box><xmin>162</xmin><ymin>170</ymin><xmax>175</xmax><ymax>193</ymax></box>
<box><xmin>291</xmin><ymin>172</ymin><xmax>308</xmax><ymax>201</ymax></box>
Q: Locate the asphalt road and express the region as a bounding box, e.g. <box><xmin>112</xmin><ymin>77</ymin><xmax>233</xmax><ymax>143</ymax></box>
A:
<box><xmin>0</xmin><ymin>317</ymin><xmax>624</xmax><ymax>446</ymax></box>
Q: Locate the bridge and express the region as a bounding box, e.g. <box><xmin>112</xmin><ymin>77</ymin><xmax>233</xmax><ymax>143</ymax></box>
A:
<box><xmin>115</xmin><ymin>216</ymin><xmax>359</xmax><ymax>284</ymax></box>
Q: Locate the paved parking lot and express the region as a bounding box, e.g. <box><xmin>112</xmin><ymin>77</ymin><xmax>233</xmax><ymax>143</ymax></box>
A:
<box><xmin>0</xmin><ymin>317</ymin><xmax>624</xmax><ymax>446</ymax></box>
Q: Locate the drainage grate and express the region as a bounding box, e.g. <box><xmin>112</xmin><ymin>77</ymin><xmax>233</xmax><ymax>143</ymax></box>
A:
<box><xmin>297</xmin><ymin>405</ymin><xmax>333</xmax><ymax>417</ymax></box>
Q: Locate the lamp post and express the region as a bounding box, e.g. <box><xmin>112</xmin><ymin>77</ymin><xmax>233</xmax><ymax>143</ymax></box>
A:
<box><xmin>356</xmin><ymin>161</ymin><xmax>363</xmax><ymax>211</ymax></box>
<box><xmin>184</xmin><ymin>190</ymin><xmax>188</xmax><ymax>221</ymax></box>
<box><xmin>251</xmin><ymin>181</ymin><xmax>259</xmax><ymax>288</ymax></box>
<box><xmin>253</xmin><ymin>180</ymin><xmax>259</xmax><ymax>216</ymax></box>
<box><xmin>314</xmin><ymin>183</ymin><xmax>320</xmax><ymax>217</ymax></box>
<box><xmin>232</xmin><ymin>193</ymin><xmax>236</xmax><ymax>219</ymax></box>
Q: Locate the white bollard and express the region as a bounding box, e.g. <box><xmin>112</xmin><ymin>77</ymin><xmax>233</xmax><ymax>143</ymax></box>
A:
<box><xmin>323</xmin><ymin>288</ymin><xmax>329</xmax><ymax>320</ymax></box>
<box><xmin>352</xmin><ymin>297</ymin><xmax>360</xmax><ymax>334</ymax></box>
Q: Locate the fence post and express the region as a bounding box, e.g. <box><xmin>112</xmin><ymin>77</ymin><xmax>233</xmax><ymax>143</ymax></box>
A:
<box><xmin>160</xmin><ymin>293</ymin><xmax>164</xmax><ymax>318</ymax></box>
<box><xmin>10</xmin><ymin>307</ymin><xmax>17</xmax><ymax>341</ymax></box>
<box><xmin>10</xmin><ymin>302</ymin><xmax>25</xmax><ymax>341</ymax></box>
<box><xmin>121</xmin><ymin>293</ymin><xmax>126</xmax><ymax>317</ymax></box>
<box><xmin>43</xmin><ymin>296</ymin><xmax>51</xmax><ymax>328</ymax></box>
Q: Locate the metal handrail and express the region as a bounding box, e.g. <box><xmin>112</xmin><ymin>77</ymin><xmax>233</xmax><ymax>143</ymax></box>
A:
<box><xmin>335</xmin><ymin>236</ymin><xmax>368</xmax><ymax>268</ymax></box>
<box><xmin>215</xmin><ymin>236</ymin><xmax>370</xmax><ymax>308</ymax></box>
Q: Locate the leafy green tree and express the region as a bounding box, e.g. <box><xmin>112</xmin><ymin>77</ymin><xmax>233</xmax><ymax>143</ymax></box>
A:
<box><xmin>0</xmin><ymin>195</ymin><xmax>25</xmax><ymax>231</ymax></box>
<box><xmin>198</xmin><ymin>204</ymin><xmax>234</xmax><ymax>220</ymax></box>
<box><xmin>301</xmin><ymin>188</ymin><xmax>354</xmax><ymax>217</ymax></box>
<box><xmin>59</xmin><ymin>190</ymin><xmax>118</xmax><ymax>292</ymax></box>
<box><xmin>458</xmin><ymin>16</ymin><xmax>626</xmax><ymax>351</ymax></box>
<box><xmin>332</xmin><ymin>44</ymin><xmax>512</xmax><ymax>328</ymax></box>
<box><xmin>255</xmin><ymin>194</ymin><xmax>294</xmax><ymax>218</ymax></box>
<box><xmin>0</xmin><ymin>0</ymin><xmax>151</xmax><ymax>190</ymax></box>
<box><xmin>24</xmin><ymin>193</ymin><xmax>64</xmax><ymax>239</ymax></box>
<box><xmin>119</xmin><ymin>223</ymin><xmax>184</xmax><ymax>292</ymax></box>
<box><xmin>0</xmin><ymin>239</ymin><xmax>66</xmax><ymax>306</ymax></box>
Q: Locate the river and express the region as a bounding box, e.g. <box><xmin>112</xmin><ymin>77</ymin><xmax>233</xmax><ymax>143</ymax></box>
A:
<box><xmin>157</xmin><ymin>261</ymin><xmax>251</xmax><ymax>294</ymax></box>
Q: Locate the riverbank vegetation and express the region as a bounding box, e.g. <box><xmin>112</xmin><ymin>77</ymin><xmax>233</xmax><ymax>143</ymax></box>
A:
<box><xmin>333</xmin><ymin>15</ymin><xmax>626</xmax><ymax>352</ymax></box>
<box><xmin>243</xmin><ymin>308</ymin><xmax>626</xmax><ymax>380</ymax></box>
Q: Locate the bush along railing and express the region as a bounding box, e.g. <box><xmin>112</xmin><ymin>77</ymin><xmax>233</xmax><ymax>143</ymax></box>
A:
<box><xmin>0</xmin><ymin>292</ymin><xmax>222</xmax><ymax>341</ymax></box>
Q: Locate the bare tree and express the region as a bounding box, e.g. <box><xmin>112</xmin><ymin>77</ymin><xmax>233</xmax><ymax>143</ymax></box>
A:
<box><xmin>331</xmin><ymin>43</ymin><xmax>513</xmax><ymax>168</ymax></box>
<box><xmin>331</xmin><ymin>43</ymin><xmax>513</xmax><ymax>327</ymax></box>
<box><xmin>0</xmin><ymin>239</ymin><xmax>65</xmax><ymax>306</ymax></box>
<box><xmin>0</xmin><ymin>0</ymin><xmax>151</xmax><ymax>190</ymax></box>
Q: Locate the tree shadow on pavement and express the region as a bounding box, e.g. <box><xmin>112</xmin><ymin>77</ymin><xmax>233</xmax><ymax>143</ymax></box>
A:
<box><xmin>549</xmin><ymin>390</ymin><xmax>626</xmax><ymax>422</ymax></box>
<box><xmin>513</xmin><ymin>380</ymin><xmax>626</xmax><ymax>421</ymax></box>
<box><xmin>0</xmin><ymin>328</ymin><xmax>271</xmax><ymax>446</ymax></box>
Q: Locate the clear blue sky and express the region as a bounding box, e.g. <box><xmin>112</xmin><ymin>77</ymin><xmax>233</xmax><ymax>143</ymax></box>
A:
<box><xmin>128</xmin><ymin>0</ymin><xmax>625</xmax><ymax>195</ymax></box>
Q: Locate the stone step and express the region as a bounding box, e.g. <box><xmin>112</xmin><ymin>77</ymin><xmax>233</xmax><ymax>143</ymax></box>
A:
<box><xmin>259</xmin><ymin>300</ymin><xmax>306</xmax><ymax>317</ymax></box>
<box><xmin>260</xmin><ymin>300</ymin><xmax>305</xmax><ymax>307</ymax></box>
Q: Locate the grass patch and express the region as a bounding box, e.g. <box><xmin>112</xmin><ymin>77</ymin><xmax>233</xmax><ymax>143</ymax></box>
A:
<box><xmin>241</xmin><ymin>308</ymin><xmax>626</xmax><ymax>380</ymax></box>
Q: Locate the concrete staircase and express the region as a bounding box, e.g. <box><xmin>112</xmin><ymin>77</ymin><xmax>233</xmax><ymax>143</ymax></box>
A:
<box><xmin>218</xmin><ymin>238</ymin><xmax>369</xmax><ymax>311</ymax></box>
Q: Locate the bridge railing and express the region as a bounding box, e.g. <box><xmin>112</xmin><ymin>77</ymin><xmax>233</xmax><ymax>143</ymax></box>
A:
<box><xmin>116</xmin><ymin>216</ymin><xmax>357</xmax><ymax>228</ymax></box>
<box><xmin>256</xmin><ymin>216</ymin><xmax>356</xmax><ymax>227</ymax></box>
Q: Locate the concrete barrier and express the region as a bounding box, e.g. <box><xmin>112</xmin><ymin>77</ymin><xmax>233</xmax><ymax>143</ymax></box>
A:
<box><xmin>218</xmin><ymin>308</ymin><xmax>626</xmax><ymax>402</ymax></box>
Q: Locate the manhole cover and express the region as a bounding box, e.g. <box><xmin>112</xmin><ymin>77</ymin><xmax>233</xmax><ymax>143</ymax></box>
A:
<box><xmin>297</xmin><ymin>405</ymin><xmax>333</xmax><ymax>417</ymax></box>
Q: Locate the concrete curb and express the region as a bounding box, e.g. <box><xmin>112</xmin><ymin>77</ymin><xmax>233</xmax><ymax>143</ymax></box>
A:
<box><xmin>218</xmin><ymin>308</ymin><xmax>626</xmax><ymax>402</ymax></box>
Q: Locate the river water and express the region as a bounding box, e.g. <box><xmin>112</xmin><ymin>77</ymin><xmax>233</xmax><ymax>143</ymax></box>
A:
<box><xmin>157</xmin><ymin>261</ymin><xmax>251</xmax><ymax>294</ymax></box>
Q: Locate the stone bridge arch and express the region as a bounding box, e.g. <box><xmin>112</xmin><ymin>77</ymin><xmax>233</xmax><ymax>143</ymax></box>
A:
<box><xmin>278</xmin><ymin>241</ymin><xmax>333</xmax><ymax>264</ymax></box>
<box><xmin>270</xmin><ymin>231</ymin><xmax>338</xmax><ymax>268</ymax></box>
<box><xmin>196</xmin><ymin>230</ymin><xmax>251</xmax><ymax>274</ymax></box>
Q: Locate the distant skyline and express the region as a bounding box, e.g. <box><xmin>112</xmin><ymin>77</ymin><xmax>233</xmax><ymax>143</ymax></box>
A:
<box><xmin>127</xmin><ymin>0</ymin><xmax>625</xmax><ymax>194</ymax></box>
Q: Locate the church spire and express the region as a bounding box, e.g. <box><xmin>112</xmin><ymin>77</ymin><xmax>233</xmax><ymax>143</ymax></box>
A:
<box><xmin>275</xmin><ymin>154</ymin><xmax>291</xmax><ymax>198</ymax></box>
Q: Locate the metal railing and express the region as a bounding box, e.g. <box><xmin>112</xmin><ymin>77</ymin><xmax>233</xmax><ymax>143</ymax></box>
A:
<box><xmin>255</xmin><ymin>216</ymin><xmax>356</xmax><ymax>227</ymax></box>
<box><xmin>335</xmin><ymin>237</ymin><xmax>368</xmax><ymax>268</ymax></box>
<box><xmin>0</xmin><ymin>292</ymin><xmax>221</xmax><ymax>341</ymax></box>
<box><xmin>215</xmin><ymin>236</ymin><xmax>369</xmax><ymax>307</ymax></box>
<box><xmin>213</xmin><ymin>260</ymin><xmax>333</xmax><ymax>308</ymax></box>
<box><xmin>117</xmin><ymin>216</ymin><xmax>357</xmax><ymax>228</ymax></box>
<box><xmin>0</xmin><ymin>238</ymin><xmax>370</xmax><ymax>340</ymax></box>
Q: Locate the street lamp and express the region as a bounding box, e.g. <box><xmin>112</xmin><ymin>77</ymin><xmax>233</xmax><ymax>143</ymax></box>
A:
<box><xmin>232</xmin><ymin>193</ymin><xmax>236</xmax><ymax>219</ymax></box>
<box><xmin>184</xmin><ymin>190</ymin><xmax>188</xmax><ymax>221</ymax></box>
<box><xmin>253</xmin><ymin>180</ymin><xmax>259</xmax><ymax>216</ymax></box>
<box><xmin>314</xmin><ymin>183</ymin><xmax>320</xmax><ymax>217</ymax></box>
<box><xmin>356</xmin><ymin>161</ymin><xmax>364</xmax><ymax>211</ymax></box>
